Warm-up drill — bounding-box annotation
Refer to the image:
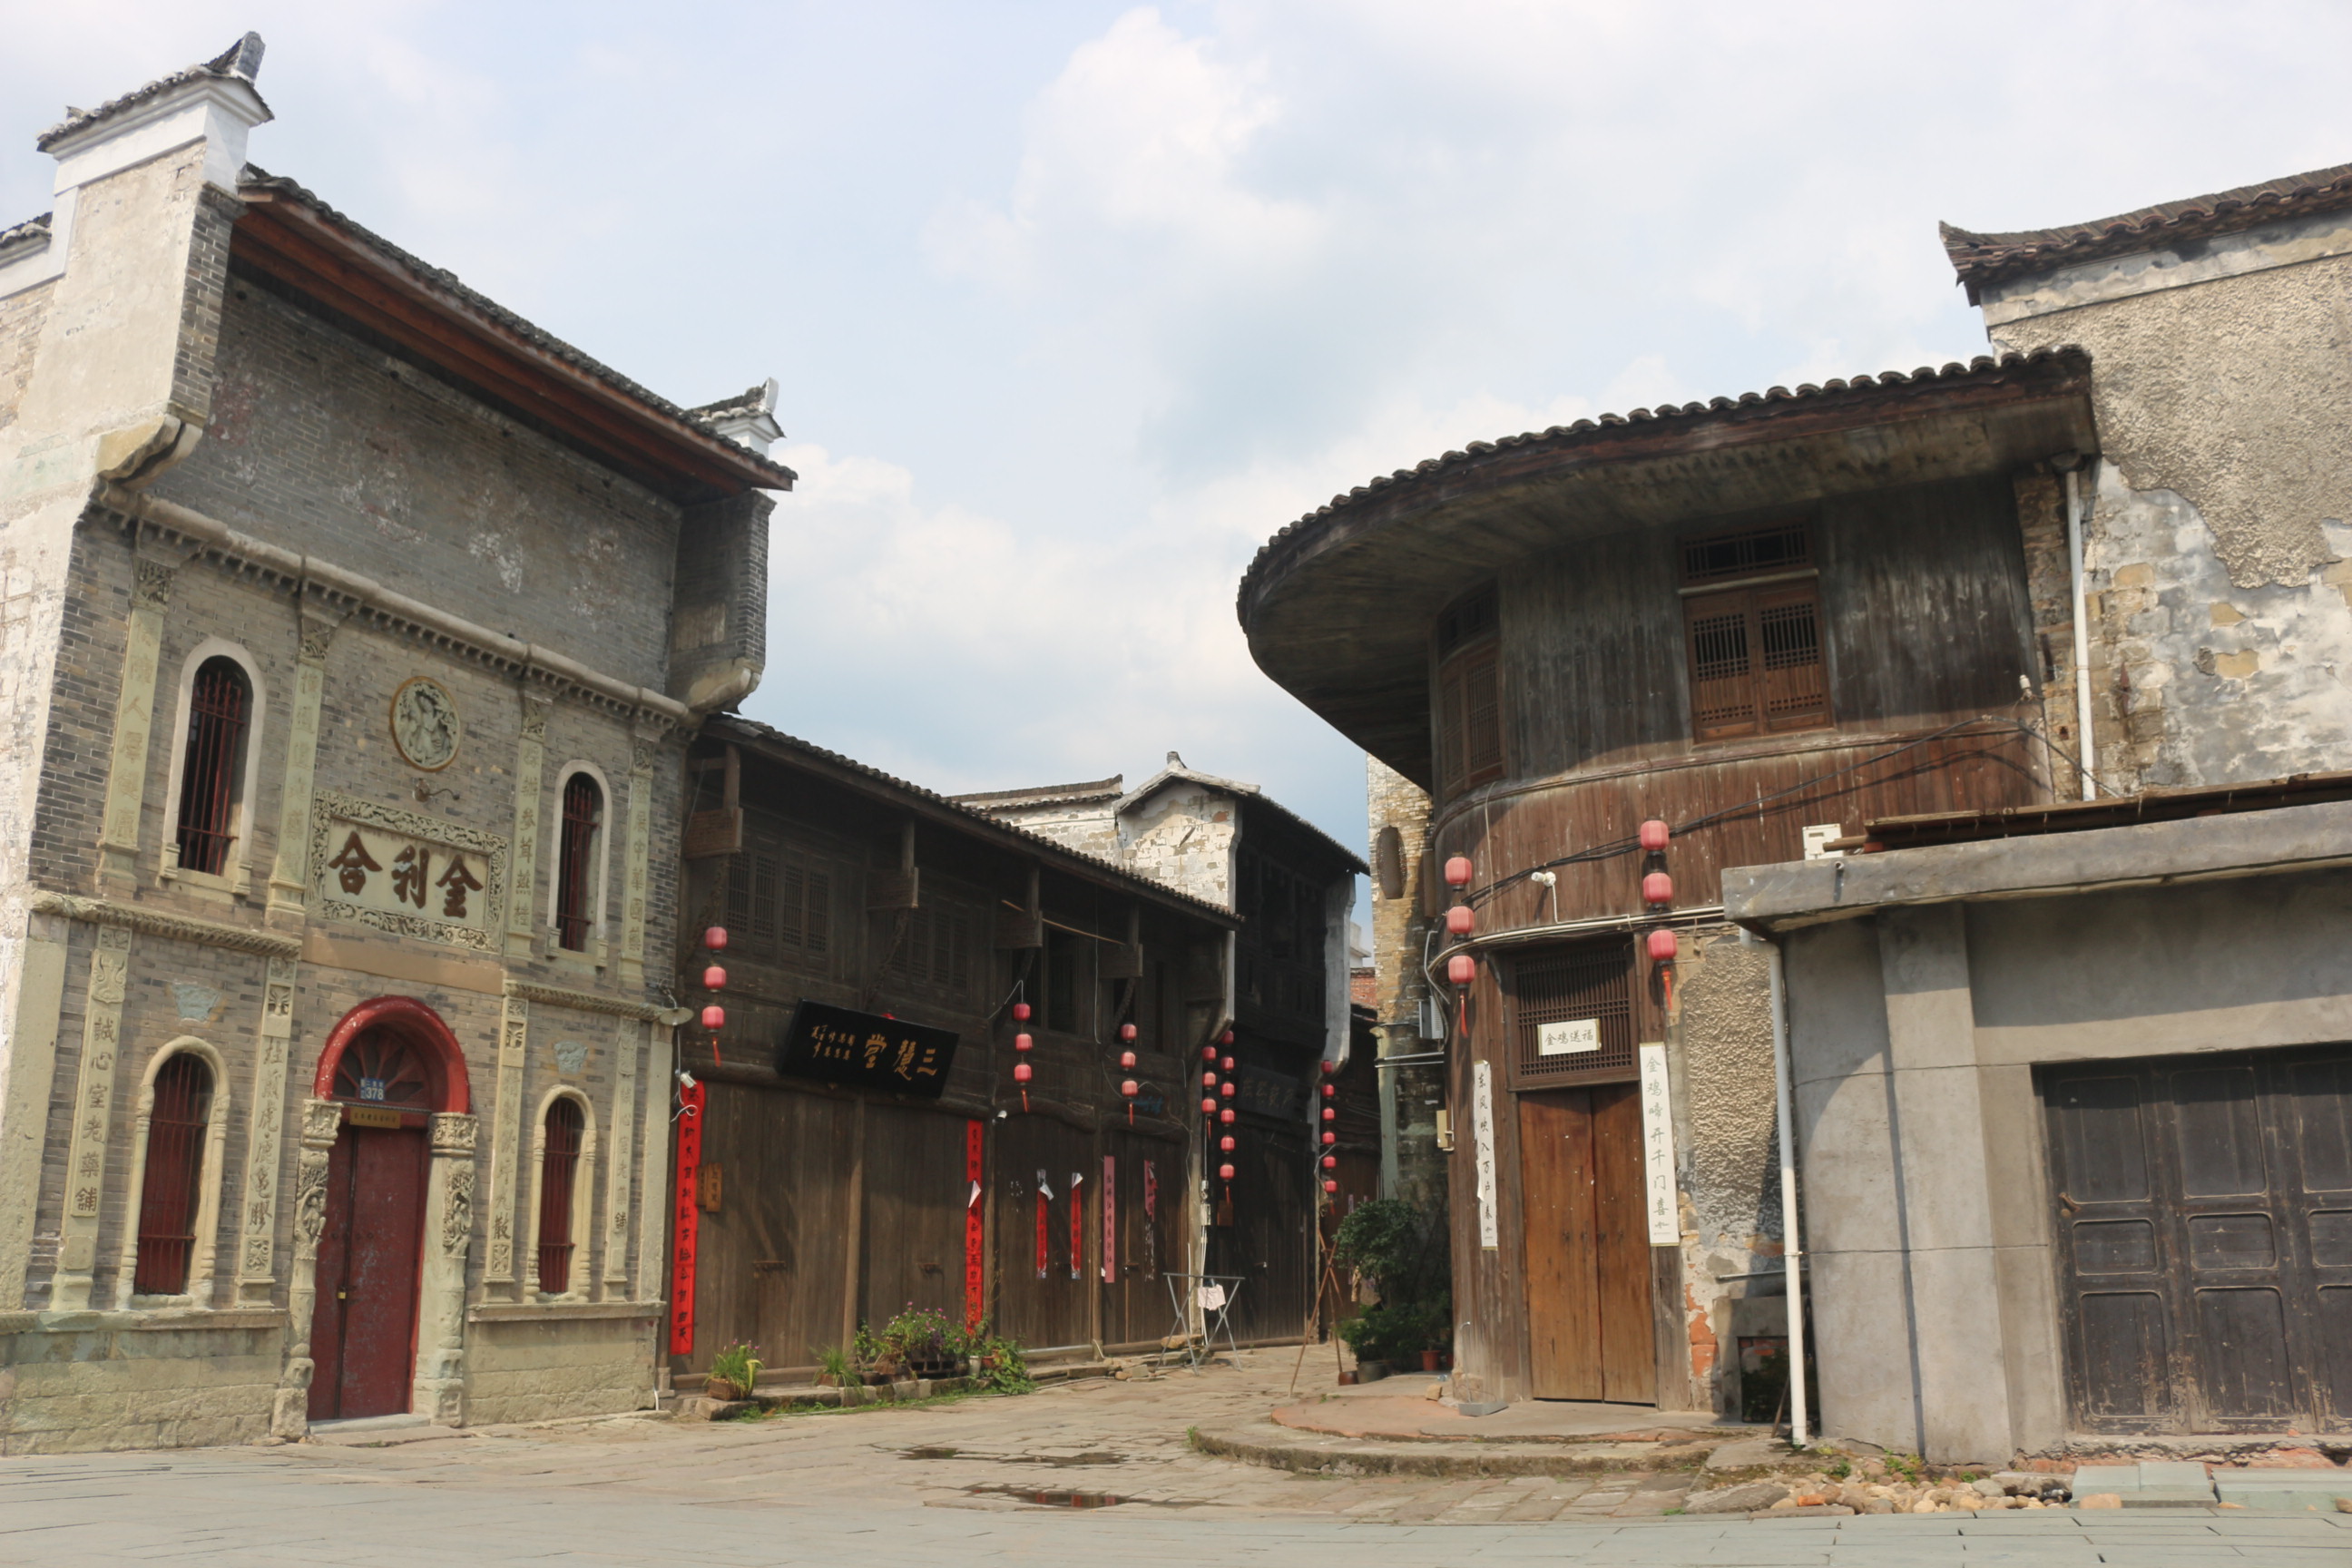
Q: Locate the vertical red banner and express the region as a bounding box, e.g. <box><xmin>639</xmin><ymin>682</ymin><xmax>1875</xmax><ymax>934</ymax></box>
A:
<box><xmin>1035</xmin><ymin>1171</ymin><xmax>1050</xmax><ymax>1279</ymax></box>
<box><xmin>668</xmin><ymin>1079</ymin><xmax>705</xmax><ymax>1357</ymax></box>
<box><xmin>1143</xmin><ymin>1159</ymin><xmax>1159</xmax><ymax>1279</ymax></box>
<box><xmin>1101</xmin><ymin>1156</ymin><xmax>1117</xmax><ymax>1284</ymax></box>
<box><xmin>964</xmin><ymin>1120</ymin><xmax>985</xmax><ymax>1328</ymax></box>
<box><xmin>1069</xmin><ymin>1171</ymin><xmax>1083</xmax><ymax>1281</ymax></box>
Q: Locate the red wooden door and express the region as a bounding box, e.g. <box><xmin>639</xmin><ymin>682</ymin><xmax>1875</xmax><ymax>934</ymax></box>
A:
<box><xmin>1520</xmin><ymin>1084</ymin><xmax>1654</xmax><ymax>1403</ymax></box>
<box><xmin>309</xmin><ymin>1124</ymin><xmax>428</xmax><ymax>1422</ymax></box>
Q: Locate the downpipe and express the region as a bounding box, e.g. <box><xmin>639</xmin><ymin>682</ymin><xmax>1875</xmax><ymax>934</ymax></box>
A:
<box><xmin>2059</xmin><ymin>453</ymin><xmax>2098</xmax><ymax>800</ymax></box>
<box><xmin>1766</xmin><ymin>938</ymin><xmax>1810</xmax><ymax>1449</ymax></box>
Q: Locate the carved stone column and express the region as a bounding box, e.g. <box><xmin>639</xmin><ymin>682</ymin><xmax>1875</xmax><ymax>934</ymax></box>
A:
<box><xmin>234</xmin><ymin>956</ymin><xmax>297</xmax><ymax>1304</ymax></box>
<box><xmin>51</xmin><ymin>925</ymin><xmax>132</xmax><ymax>1310</ymax></box>
<box><xmin>273</xmin><ymin>1096</ymin><xmax>342</xmax><ymax>1439</ymax></box>
<box><xmin>95</xmin><ymin>551</ymin><xmax>176</xmax><ymax>887</ymax></box>
<box><xmin>264</xmin><ymin>603</ymin><xmax>340</xmax><ymax>925</ymax></box>
<box><xmin>636</xmin><ymin>1021</ymin><xmax>674</xmax><ymax>1303</ymax></box>
<box><xmin>481</xmin><ymin>996</ymin><xmax>529</xmax><ymax>1299</ymax></box>
<box><xmin>505</xmin><ymin>691</ymin><xmax>550</xmax><ymax>956</ymax></box>
<box><xmin>414</xmin><ymin>1112</ymin><xmax>477</xmax><ymax>1425</ymax></box>
<box><xmin>616</xmin><ymin>728</ymin><xmax>659</xmax><ymax>988</ymax></box>
<box><xmin>602</xmin><ymin>1019</ymin><xmax>640</xmax><ymax>1297</ymax></box>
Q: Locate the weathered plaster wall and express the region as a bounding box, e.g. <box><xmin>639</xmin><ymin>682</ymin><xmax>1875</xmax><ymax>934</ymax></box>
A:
<box><xmin>1117</xmin><ymin>783</ymin><xmax>1236</xmax><ymax>909</ymax></box>
<box><xmin>0</xmin><ymin>1310</ymin><xmax>282</xmax><ymax>1454</ymax></box>
<box><xmin>1986</xmin><ymin>241</ymin><xmax>2352</xmax><ymax>791</ymax></box>
<box><xmin>463</xmin><ymin>1310</ymin><xmax>656</xmax><ymax>1426</ymax></box>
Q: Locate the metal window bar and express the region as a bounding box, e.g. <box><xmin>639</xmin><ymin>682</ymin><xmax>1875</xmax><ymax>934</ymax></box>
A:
<box><xmin>175</xmin><ymin>659</ymin><xmax>249</xmax><ymax>876</ymax></box>
<box><xmin>133</xmin><ymin>1054</ymin><xmax>213</xmax><ymax>1295</ymax></box>
<box><xmin>537</xmin><ymin>1098</ymin><xmax>584</xmax><ymax>1294</ymax></box>
<box><xmin>555</xmin><ymin>775</ymin><xmax>602</xmax><ymax>951</ymax></box>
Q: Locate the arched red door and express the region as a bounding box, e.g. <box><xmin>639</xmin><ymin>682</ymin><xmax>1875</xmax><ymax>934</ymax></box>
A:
<box><xmin>309</xmin><ymin>1000</ymin><xmax>468</xmax><ymax>1424</ymax></box>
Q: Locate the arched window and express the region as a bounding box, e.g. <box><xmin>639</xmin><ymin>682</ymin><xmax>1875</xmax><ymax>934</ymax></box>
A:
<box><xmin>175</xmin><ymin>656</ymin><xmax>251</xmax><ymax>875</ymax></box>
<box><xmin>133</xmin><ymin>1053</ymin><xmax>214</xmax><ymax>1295</ymax></box>
<box><xmin>554</xmin><ymin>773</ymin><xmax>603</xmax><ymax>952</ymax></box>
<box><xmin>536</xmin><ymin>1097</ymin><xmax>585</xmax><ymax>1294</ymax></box>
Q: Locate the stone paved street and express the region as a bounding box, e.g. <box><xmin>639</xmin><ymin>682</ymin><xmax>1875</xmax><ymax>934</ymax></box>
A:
<box><xmin>2</xmin><ymin>1352</ymin><xmax>2347</xmax><ymax>1564</ymax></box>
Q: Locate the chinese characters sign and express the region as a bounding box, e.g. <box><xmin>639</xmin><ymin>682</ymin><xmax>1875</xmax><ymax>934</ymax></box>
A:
<box><xmin>1639</xmin><ymin>1042</ymin><xmax>1680</xmax><ymax>1246</ymax></box>
<box><xmin>776</xmin><ymin>1000</ymin><xmax>959</xmax><ymax>1098</ymax></box>
<box><xmin>1473</xmin><ymin>1060</ymin><xmax>1498</xmax><ymax>1250</ymax></box>
<box><xmin>310</xmin><ymin>791</ymin><xmax>506</xmax><ymax>951</ymax></box>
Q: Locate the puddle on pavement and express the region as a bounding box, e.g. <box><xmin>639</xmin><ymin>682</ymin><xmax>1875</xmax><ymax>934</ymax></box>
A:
<box><xmin>902</xmin><ymin>1446</ymin><xmax>1124</xmax><ymax>1465</ymax></box>
<box><xmin>964</xmin><ymin>1484</ymin><xmax>1198</xmax><ymax>1509</ymax></box>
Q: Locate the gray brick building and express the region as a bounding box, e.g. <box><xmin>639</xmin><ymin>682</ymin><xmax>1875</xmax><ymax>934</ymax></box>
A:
<box><xmin>0</xmin><ymin>36</ymin><xmax>787</xmax><ymax>1451</ymax></box>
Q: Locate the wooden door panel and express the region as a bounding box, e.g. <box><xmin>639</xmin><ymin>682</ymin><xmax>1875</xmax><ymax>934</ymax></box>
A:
<box><xmin>2076</xmin><ymin>1290</ymin><xmax>2172</xmax><ymax>1420</ymax></box>
<box><xmin>309</xmin><ymin>1125</ymin><xmax>426</xmax><ymax>1422</ymax></box>
<box><xmin>1592</xmin><ymin>1083</ymin><xmax>1656</xmax><ymax>1404</ymax></box>
<box><xmin>1520</xmin><ymin>1089</ymin><xmax>1601</xmax><ymax>1400</ymax></box>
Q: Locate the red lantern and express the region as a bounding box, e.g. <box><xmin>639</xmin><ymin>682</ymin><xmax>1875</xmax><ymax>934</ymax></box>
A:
<box><xmin>1647</xmin><ymin>927</ymin><xmax>1679</xmax><ymax>962</ymax></box>
<box><xmin>1220</xmin><ymin>1055</ymin><xmax>1235</xmax><ymax>1072</ymax></box>
<box><xmin>1639</xmin><ymin>818</ymin><xmax>1671</xmax><ymax>852</ymax></box>
<box><xmin>1322</xmin><ymin>1131</ymin><xmax>1336</xmax><ymax>1145</ymax></box>
<box><xmin>1221</xmin><ymin>1030</ymin><xmax>1235</xmax><ymax>1045</ymax></box>
<box><xmin>1220</xmin><ymin>1135</ymin><xmax>1235</xmax><ymax>1152</ymax></box>
<box><xmin>1013</xmin><ymin>1002</ymin><xmax>1032</xmax><ymax>1022</ymax></box>
<box><xmin>701</xmin><ymin>1004</ymin><xmax>725</xmax><ymax>1031</ymax></box>
<box><xmin>703</xmin><ymin>926</ymin><xmax>729</xmax><ymax>951</ymax></box>
<box><xmin>1642</xmin><ymin>871</ymin><xmax>1673</xmax><ymax>905</ymax></box>
<box><xmin>1447</xmin><ymin>953</ymin><xmax>1476</xmax><ymax>985</ymax></box>
<box><xmin>1220</xmin><ymin>1108</ymin><xmax>1235</xmax><ymax>1125</ymax></box>
<box><xmin>1013</xmin><ymin>1062</ymin><xmax>1033</xmax><ymax>1083</ymax></box>
<box><xmin>1446</xmin><ymin>905</ymin><xmax>1474</xmax><ymax>936</ymax></box>
<box><xmin>1202</xmin><ymin>1071</ymin><xmax>1217</xmax><ymax>1088</ymax></box>
<box><xmin>1323</xmin><ymin>1179</ymin><xmax>1339</xmax><ymax>1194</ymax></box>
<box><xmin>1120</xmin><ymin>1023</ymin><xmax>1137</xmax><ymax>1042</ymax></box>
<box><xmin>1220</xmin><ymin>1082</ymin><xmax>1235</xmax><ymax>1098</ymax></box>
<box><xmin>1321</xmin><ymin>1083</ymin><xmax>1336</xmax><ymax>1098</ymax></box>
<box><xmin>1219</xmin><ymin>1163</ymin><xmax>1235</xmax><ymax>1181</ymax></box>
<box><xmin>1121</xmin><ymin>1079</ymin><xmax>1138</xmax><ymax>1099</ymax></box>
<box><xmin>1201</xmin><ymin>1044</ymin><xmax>1218</xmax><ymax>1063</ymax></box>
<box><xmin>1321</xmin><ymin>1155</ymin><xmax>1337</xmax><ymax>1170</ymax></box>
<box><xmin>1321</xmin><ymin>1060</ymin><xmax>1337</xmax><ymax>1076</ymax></box>
<box><xmin>1445</xmin><ymin>855</ymin><xmax>1474</xmax><ymax>887</ymax></box>
<box><xmin>1015</xmin><ymin>1033</ymin><xmax>1034</xmax><ymax>1054</ymax></box>
<box><xmin>1121</xmin><ymin>1050</ymin><xmax>1138</xmax><ymax>1071</ymax></box>
<box><xmin>1200</xmin><ymin>1097</ymin><xmax>1217</xmax><ymax>1114</ymax></box>
<box><xmin>1322</xmin><ymin>1106</ymin><xmax>1336</xmax><ymax>1122</ymax></box>
<box><xmin>701</xmin><ymin>965</ymin><xmax>727</xmax><ymax>991</ymax></box>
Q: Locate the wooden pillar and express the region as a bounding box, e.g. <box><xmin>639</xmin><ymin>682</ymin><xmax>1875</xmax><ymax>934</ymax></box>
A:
<box><xmin>839</xmin><ymin>1097</ymin><xmax>867</xmax><ymax>1350</ymax></box>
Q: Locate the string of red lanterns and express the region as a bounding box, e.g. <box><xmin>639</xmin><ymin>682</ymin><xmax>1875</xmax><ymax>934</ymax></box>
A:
<box><xmin>1641</xmin><ymin>818</ymin><xmax>1678</xmax><ymax>1009</ymax></box>
<box><xmin>701</xmin><ymin>926</ymin><xmax>727</xmax><ymax>1064</ymax></box>
<box><xmin>1118</xmin><ymin>1022</ymin><xmax>1139</xmax><ymax>1124</ymax></box>
<box><xmin>1319</xmin><ymin>1059</ymin><xmax>1338</xmax><ymax>1196</ymax></box>
<box><xmin>1011</xmin><ymin>998</ymin><xmax>1034</xmax><ymax>1112</ymax></box>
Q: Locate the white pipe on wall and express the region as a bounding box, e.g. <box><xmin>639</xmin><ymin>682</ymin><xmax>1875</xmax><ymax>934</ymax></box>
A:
<box><xmin>1766</xmin><ymin>938</ymin><xmax>1810</xmax><ymax>1448</ymax></box>
<box><xmin>2063</xmin><ymin>460</ymin><xmax>2098</xmax><ymax>800</ymax></box>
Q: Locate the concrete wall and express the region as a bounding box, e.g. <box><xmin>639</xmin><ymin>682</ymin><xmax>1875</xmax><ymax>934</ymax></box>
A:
<box><xmin>1981</xmin><ymin>208</ymin><xmax>2352</xmax><ymax>794</ymax></box>
<box><xmin>0</xmin><ymin>1308</ymin><xmax>283</xmax><ymax>1455</ymax></box>
<box><xmin>1781</xmin><ymin>865</ymin><xmax>2352</xmax><ymax>1463</ymax></box>
<box><xmin>463</xmin><ymin>1309</ymin><xmax>658</xmax><ymax>1426</ymax></box>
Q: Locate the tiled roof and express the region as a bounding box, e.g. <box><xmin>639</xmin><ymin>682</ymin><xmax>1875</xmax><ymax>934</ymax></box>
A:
<box><xmin>954</xmin><ymin>777</ymin><xmax>1126</xmax><ymax>809</ymax></box>
<box><xmin>1239</xmin><ymin>348</ymin><xmax>2089</xmax><ymax>611</ymax></box>
<box><xmin>238</xmin><ymin>168</ymin><xmax>798</xmax><ymax>491</ymax></box>
<box><xmin>38</xmin><ymin>33</ymin><xmax>269</xmax><ymax>152</ymax></box>
<box><xmin>0</xmin><ymin>212</ymin><xmax>51</xmax><ymax>260</ymax></box>
<box><xmin>1941</xmin><ymin>161</ymin><xmax>2352</xmax><ymax>294</ymax></box>
<box><xmin>705</xmin><ymin>717</ymin><xmax>1239</xmax><ymax>924</ymax></box>
<box><xmin>687</xmin><ymin>384</ymin><xmax>775</xmax><ymax>422</ymax></box>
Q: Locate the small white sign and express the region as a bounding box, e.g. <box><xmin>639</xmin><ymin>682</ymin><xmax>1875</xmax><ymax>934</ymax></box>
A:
<box><xmin>1639</xmin><ymin>1043</ymin><xmax>1680</xmax><ymax>1246</ymax></box>
<box><xmin>1473</xmin><ymin>1062</ymin><xmax>1499</xmax><ymax>1251</ymax></box>
<box><xmin>1537</xmin><ymin>1018</ymin><xmax>1601</xmax><ymax>1056</ymax></box>
<box><xmin>1801</xmin><ymin>823</ymin><xmax>1847</xmax><ymax>860</ymax></box>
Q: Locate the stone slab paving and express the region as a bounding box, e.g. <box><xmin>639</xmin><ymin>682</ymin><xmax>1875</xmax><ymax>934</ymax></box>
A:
<box><xmin>0</xmin><ymin>1352</ymin><xmax>2346</xmax><ymax>1563</ymax></box>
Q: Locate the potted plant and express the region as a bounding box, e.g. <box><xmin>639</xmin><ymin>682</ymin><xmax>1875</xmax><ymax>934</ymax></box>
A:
<box><xmin>706</xmin><ymin>1340</ymin><xmax>761</xmax><ymax>1401</ymax></box>
<box><xmin>1332</xmin><ymin>1200</ymin><xmax>1451</xmax><ymax>1382</ymax></box>
<box><xmin>813</xmin><ymin>1345</ymin><xmax>853</xmax><ymax>1388</ymax></box>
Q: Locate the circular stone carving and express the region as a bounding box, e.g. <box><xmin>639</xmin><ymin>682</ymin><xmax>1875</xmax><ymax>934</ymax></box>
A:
<box><xmin>390</xmin><ymin>677</ymin><xmax>463</xmax><ymax>771</ymax></box>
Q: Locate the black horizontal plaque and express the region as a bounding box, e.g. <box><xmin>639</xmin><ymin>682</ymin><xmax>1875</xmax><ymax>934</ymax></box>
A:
<box><xmin>777</xmin><ymin>1001</ymin><xmax>958</xmax><ymax>1098</ymax></box>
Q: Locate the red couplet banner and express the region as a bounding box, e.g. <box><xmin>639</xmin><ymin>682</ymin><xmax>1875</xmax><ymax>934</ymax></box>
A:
<box><xmin>1102</xmin><ymin>1156</ymin><xmax>1116</xmax><ymax>1284</ymax></box>
<box><xmin>668</xmin><ymin>1079</ymin><xmax>705</xmax><ymax>1357</ymax></box>
<box><xmin>964</xmin><ymin>1121</ymin><xmax>985</xmax><ymax>1328</ymax></box>
<box><xmin>1069</xmin><ymin>1172</ymin><xmax>1083</xmax><ymax>1281</ymax></box>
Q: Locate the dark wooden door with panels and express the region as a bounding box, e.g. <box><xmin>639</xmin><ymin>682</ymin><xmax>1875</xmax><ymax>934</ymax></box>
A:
<box><xmin>2043</xmin><ymin>1046</ymin><xmax>2352</xmax><ymax>1435</ymax></box>
<box><xmin>1511</xmin><ymin>937</ymin><xmax>1658</xmax><ymax>1404</ymax></box>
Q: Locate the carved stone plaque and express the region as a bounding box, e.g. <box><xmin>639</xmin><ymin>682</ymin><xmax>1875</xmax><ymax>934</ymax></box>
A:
<box><xmin>391</xmin><ymin>676</ymin><xmax>463</xmax><ymax>770</ymax></box>
<box><xmin>311</xmin><ymin>790</ymin><xmax>506</xmax><ymax>950</ymax></box>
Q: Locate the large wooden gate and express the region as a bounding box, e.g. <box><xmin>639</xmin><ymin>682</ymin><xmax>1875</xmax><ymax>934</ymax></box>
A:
<box><xmin>309</xmin><ymin>1123</ymin><xmax>428</xmax><ymax>1422</ymax></box>
<box><xmin>1518</xmin><ymin>1084</ymin><xmax>1653</xmax><ymax>1403</ymax></box>
<box><xmin>2043</xmin><ymin>1046</ymin><xmax>2352</xmax><ymax>1433</ymax></box>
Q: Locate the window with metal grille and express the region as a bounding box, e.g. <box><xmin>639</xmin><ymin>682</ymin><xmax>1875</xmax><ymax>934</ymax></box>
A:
<box><xmin>536</xmin><ymin>1097</ymin><xmax>584</xmax><ymax>1295</ymax></box>
<box><xmin>554</xmin><ymin>774</ymin><xmax>603</xmax><ymax>951</ymax></box>
<box><xmin>1682</xmin><ymin>522</ymin><xmax>1810</xmax><ymax>585</ymax></box>
<box><xmin>175</xmin><ymin>657</ymin><xmax>250</xmax><ymax>876</ymax></box>
<box><xmin>1434</xmin><ymin>587</ymin><xmax>1504</xmax><ymax>798</ymax></box>
<box><xmin>133</xmin><ymin>1053</ymin><xmax>213</xmax><ymax>1296</ymax></box>
<box><xmin>1509</xmin><ymin>938</ymin><xmax>1639</xmax><ymax>1087</ymax></box>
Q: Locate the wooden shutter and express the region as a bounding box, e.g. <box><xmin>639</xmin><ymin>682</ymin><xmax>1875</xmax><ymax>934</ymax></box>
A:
<box><xmin>1683</xmin><ymin>583</ymin><xmax>1828</xmax><ymax>741</ymax></box>
<box><xmin>1461</xmin><ymin>646</ymin><xmax>1504</xmax><ymax>786</ymax></box>
<box><xmin>1685</xmin><ymin>591</ymin><xmax>1760</xmax><ymax>741</ymax></box>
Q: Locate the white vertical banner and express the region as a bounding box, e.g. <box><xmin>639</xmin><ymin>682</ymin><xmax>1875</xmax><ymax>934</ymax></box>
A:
<box><xmin>1473</xmin><ymin>1061</ymin><xmax>1499</xmax><ymax>1250</ymax></box>
<box><xmin>1640</xmin><ymin>1043</ymin><xmax>1680</xmax><ymax>1246</ymax></box>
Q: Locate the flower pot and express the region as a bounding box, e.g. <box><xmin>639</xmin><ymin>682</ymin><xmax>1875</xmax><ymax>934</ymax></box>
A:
<box><xmin>704</xmin><ymin>1375</ymin><xmax>743</xmax><ymax>1401</ymax></box>
<box><xmin>1338</xmin><ymin>1370</ymin><xmax>1358</xmax><ymax>1387</ymax></box>
<box><xmin>1419</xmin><ymin>1349</ymin><xmax>1443</xmax><ymax>1372</ymax></box>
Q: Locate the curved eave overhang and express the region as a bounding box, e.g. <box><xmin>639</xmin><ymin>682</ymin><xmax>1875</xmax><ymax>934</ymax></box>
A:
<box><xmin>1237</xmin><ymin>350</ymin><xmax>2096</xmax><ymax>789</ymax></box>
<box><xmin>230</xmin><ymin>185</ymin><xmax>798</xmax><ymax>506</ymax></box>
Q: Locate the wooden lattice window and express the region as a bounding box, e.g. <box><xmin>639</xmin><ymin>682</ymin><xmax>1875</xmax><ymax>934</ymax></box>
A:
<box><xmin>175</xmin><ymin>657</ymin><xmax>250</xmax><ymax>876</ymax></box>
<box><xmin>1435</xmin><ymin>586</ymin><xmax>1504</xmax><ymax>797</ymax></box>
<box><xmin>133</xmin><ymin>1053</ymin><xmax>213</xmax><ymax>1295</ymax></box>
<box><xmin>555</xmin><ymin>774</ymin><xmax>603</xmax><ymax>951</ymax></box>
<box><xmin>1510</xmin><ymin>938</ymin><xmax>1639</xmax><ymax>1088</ymax></box>
<box><xmin>889</xmin><ymin>905</ymin><xmax>972</xmax><ymax>995</ymax></box>
<box><xmin>1681</xmin><ymin>523</ymin><xmax>1828</xmax><ymax>742</ymax></box>
<box><xmin>726</xmin><ymin>828</ymin><xmax>831</xmax><ymax>964</ymax></box>
<box><xmin>537</xmin><ymin>1098</ymin><xmax>584</xmax><ymax>1295</ymax></box>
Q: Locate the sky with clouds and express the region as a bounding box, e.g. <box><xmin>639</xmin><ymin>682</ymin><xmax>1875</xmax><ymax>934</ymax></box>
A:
<box><xmin>6</xmin><ymin>2</ymin><xmax>2348</xmax><ymax>904</ymax></box>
